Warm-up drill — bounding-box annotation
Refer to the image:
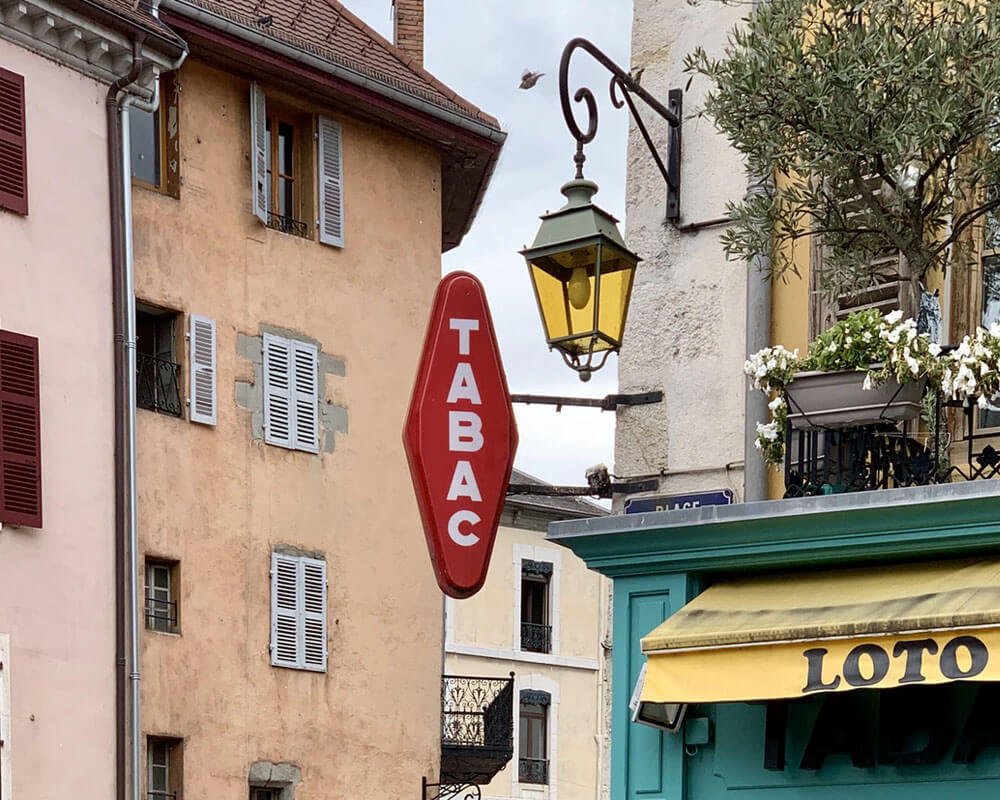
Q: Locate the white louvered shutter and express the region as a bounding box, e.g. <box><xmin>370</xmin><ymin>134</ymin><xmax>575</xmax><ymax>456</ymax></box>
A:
<box><xmin>188</xmin><ymin>314</ymin><xmax>216</xmax><ymax>425</ymax></box>
<box><xmin>271</xmin><ymin>553</ymin><xmax>300</xmax><ymax>668</ymax></box>
<box><xmin>250</xmin><ymin>82</ymin><xmax>268</xmax><ymax>224</ymax></box>
<box><xmin>263</xmin><ymin>333</ymin><xmax>293</xmax><ymax>448</ymax></box>
<box><xmin>301</xmin><ymin>557</ymin><xmax>327</xmax><ymax>671</ymax></box>
<box><xmin>317</xmin><ymin>116</ymin><xmax>344</xmax><ymax>247</ymax></box>
<box><xmin>292</xmin><ymin>341</ymin><xmax>319</xmax><ymax>453</ymax></box>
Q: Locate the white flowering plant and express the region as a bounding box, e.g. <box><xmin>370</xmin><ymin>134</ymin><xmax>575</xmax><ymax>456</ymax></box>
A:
<box><xmin>744</xmin><ymin>309</ymin><xmax>944</xmax><ymax>466</ymax></box>
<box><xmin>941</xmin><ymin>324</ymin><xmax>1000</xmax><ymax>408</ymax></box>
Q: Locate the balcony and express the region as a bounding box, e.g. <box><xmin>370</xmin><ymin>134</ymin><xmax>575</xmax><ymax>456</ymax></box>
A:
<box><xmin>137</xmin><ymin>353</ymin><xmax>182</xmax><ymax>417</ymax></box>
<box><xmin>783</xmin><ymin>395</ymin><xmax>1000</xmax><ymax>498</ymax></box>
<box><xmin>440</xmin><ymin>674</ymin><xmax>514</xmax><ymax>785</ymax></box>
<box><xmin>519</xmin><ymin>622</ymin><xmax>552</xmax><ymax>654</ymax></box>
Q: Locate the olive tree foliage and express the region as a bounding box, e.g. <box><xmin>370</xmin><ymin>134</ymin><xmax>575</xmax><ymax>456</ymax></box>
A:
<box><xmin>685</xmin><ymin>0</ymin><xmax>1000</xmax><ymax>294</ymax></box>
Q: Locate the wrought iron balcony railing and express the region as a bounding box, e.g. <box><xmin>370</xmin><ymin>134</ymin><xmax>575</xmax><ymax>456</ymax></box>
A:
<box><xmin>783</xmin><ymin>393</ymin><xmax>1000</xmax><ymax>498</ymax></box>
<box><xmin>148</xmin><ymin>792</ymin><xmax>177</xmax><ymax>800</ymax></box>
<box><xmin>440</xmin><ymin>673</ymin><xmax>514</xmax><ymax>785</ymax></box>
<box><xmin>520</xmin><ymin>622</ymin><xmax>552</xmax><ymax>654</ymax></box>
<box><xmin>136</xmin><ymin>353</ymin><xmax>182</xmax><ymax>417</ymax></box>
<box><xmin>518</xmin><ymin>757</ymin><xmax>550</xmax><ymax>785</ymax></box>
<box><xmin>266</xmin><ymin>212</ymin><xmax>310</xmax><ymax>239</ymax></box>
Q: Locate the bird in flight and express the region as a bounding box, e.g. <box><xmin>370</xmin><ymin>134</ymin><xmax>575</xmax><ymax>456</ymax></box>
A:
<box><xmin>519</xmin><ymin>70</ymin><xmax>545</xmax><ymax>90</ymax></box>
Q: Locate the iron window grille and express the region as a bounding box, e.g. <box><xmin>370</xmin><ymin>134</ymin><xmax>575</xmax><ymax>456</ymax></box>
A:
<box><xmin>266</xmin><ymin>211</ymin><xmax>310</xmax><ymax>239</ymax></box>
<box><xmin>148</xmin><ymin>793</ymin><xmax>178</xmax><ymax>800</ymax></box>
<box><xmin>519</xmin><ymin>622</ymin><xmax>552</xmax><ymax>654</ymax></box>
<box><xmin>136</xmin><ymin>353</ymin><xmax>182</xmax><ymax>417</ymax></box>
<box><xmin>144</xmin><ymin>593</ymin><xmax>178</xmax><ymax>633</ymax></box>
<box><xmin>518</xmin><ymin>757</ymin><xmax>550</xmax><ymax>785</ymax></box>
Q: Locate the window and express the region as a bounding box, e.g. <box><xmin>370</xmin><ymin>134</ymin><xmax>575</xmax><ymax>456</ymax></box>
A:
<box><xmin>979</xmin><ymin>211</ymin><xmax>1000</xmax><ymax>427</ymax></box>
<box><xmin>520</xmin><ymin>560</ymin><xmax>552</xmax><ymax>654</ymax></box>
<box><xmin>518</xmin><ymin>690</ymin><xmax>550</xmax><ymax>785</ymax></box>
<box><xmin>136</xmin><ymin>304</ymin><xmax>182</xmax><ymax>417</ymax></box>
<box><xmin>251</xmin><ymin>790</ymin><xmax>280</xmax><ymax>800</ymax></box>
<box><xmin>270</xmin><ymin>551</ymin><xmax>327</xmax><ymax>672</ymax></box>
<box><xmin>145</xmin><ymin>559</ymin><xmax>179</xmax><ymax>633</ymax></box>
<box><xmin>250</xmin><ymin>82</ymin><xmax>343</xmax><ymax>246</ymax></box>
<box><xmin>0</xmin><ymin>329</ymin><xmax>42</xmax><ymax>527</ymax></box>
<box><xmin>147</xmin><ymin>737</ymin><xmax>182</xmax><ymax>800</ymax></box>
<box><xmin>262</xmin><ymin>333</ymin><xmax>319</xmax><ymax>453</ymax></box>
<box><xmin>130</xmin><ymin>72</ymin><xmax>180</xmax><ymax>197</ymax></box>
<box><xmin>0</xmin><ymin>67</ymin><xmax>27</xmax><ymax>215</ymax></box>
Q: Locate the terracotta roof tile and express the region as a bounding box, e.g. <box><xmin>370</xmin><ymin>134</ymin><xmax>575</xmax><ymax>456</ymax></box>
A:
<box><xmin>83</xmin><ymin>0</ymin><xmax>187</xmax><ymax>49</ymax></box>
<box><xmin>176</xmin><ymin>0</ymin><xmax>497</xmax><ymax>127</ymax></box>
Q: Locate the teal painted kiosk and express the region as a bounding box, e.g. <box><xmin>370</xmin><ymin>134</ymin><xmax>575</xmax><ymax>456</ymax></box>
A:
<box><xmin>549</xmin><ymin>481</ymin><xmax>1000</xmax><ymax>800</ymax></box>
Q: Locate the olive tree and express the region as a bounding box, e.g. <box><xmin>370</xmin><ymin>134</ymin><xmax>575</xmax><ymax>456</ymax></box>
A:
<box><xmin>686</xmin><ymin>0</ymin><xmax>1000</xmax><ymax>294</ymax></box>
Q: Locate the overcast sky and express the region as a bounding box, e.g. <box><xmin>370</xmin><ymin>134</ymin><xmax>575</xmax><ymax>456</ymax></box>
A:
<box><xmin>352</xmin><ymin>1</ymin><xmax>633</xmax><ymax>488</ymax></box>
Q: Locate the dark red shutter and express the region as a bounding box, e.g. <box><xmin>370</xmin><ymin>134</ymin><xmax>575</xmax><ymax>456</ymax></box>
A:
<box><xmin>0</xmin><ymin>330</ymin><xmax>41</xmax><ymax>527</ymax></box>
<box><xmin>0</xmin><ymin>68</ymin><xmax>27</xmax><ymax>216</ymax></box>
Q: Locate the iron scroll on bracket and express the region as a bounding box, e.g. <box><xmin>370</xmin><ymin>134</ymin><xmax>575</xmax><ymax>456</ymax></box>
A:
<box><xmin>559</xmin><ymin>37</ymin><xmax>683</xmax><ymax>221</ymax></box>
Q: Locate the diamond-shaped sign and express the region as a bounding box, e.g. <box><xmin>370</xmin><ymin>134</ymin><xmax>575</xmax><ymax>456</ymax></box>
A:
<box><xmin>403</xmin><ymin>272</ymin><xmax>518</xmax><ymax>599</ymax></box>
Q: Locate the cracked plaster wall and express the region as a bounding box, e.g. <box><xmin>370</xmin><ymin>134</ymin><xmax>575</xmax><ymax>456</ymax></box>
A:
<box><xmin>235</xmin><ymin>325</ymin><xmax>349</xmax><ymax>453</ymax></box>
<box><xmin>615</xmin><ymin>0</ymin><xmax>753</xmax><ymax>508</ymax></box>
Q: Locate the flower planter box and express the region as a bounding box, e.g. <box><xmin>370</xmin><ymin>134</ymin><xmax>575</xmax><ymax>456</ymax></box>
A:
<box><xmin>784</xmin><ymin>369</ymin><xmax>925</xmax><ymax>430</ymax></box>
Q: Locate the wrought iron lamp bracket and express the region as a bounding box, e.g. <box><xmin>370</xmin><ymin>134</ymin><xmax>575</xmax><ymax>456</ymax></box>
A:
<box><xmin>559</xmin><ymin>37</ymin><xmax>682</xmax><ymax>221</ymax></box>
<box><xmin>422</xmin><ymin>776</ymin><xmax>483</xmax><ymax>800</ymax></box>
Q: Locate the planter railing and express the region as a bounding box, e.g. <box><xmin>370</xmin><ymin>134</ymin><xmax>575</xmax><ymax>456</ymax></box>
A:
<box><xmin>783</xmin><ymin>391</ymin><xmax>1000</xmax><ymax>497</ymax></box>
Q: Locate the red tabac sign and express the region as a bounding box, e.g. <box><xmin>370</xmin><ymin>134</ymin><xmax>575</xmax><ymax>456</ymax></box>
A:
<box><xmin>404</xmin><ymin>271</ymin><xmax>518</xmax><ymax>599</ymax></box>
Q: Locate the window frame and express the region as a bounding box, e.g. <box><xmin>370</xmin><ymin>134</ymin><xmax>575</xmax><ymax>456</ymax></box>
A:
<box><xmin>519</xmin><ymin>559</ymin><xmax>553</xmax><ymax>654</ymax></box>
<box><xmin>130</xmin><ymin>71</ymin><xmax>179</xmax><ymax>198</ymax></box>
<box><xmin>145</xmin><ymin>558</ymin><xmax>180</xmax><ymax>634</ymax></box>
<box><xmin>146</xmin><ymin>736</ymin><xmax>182</xmax><ymax>800</ymax></box>
<box><xmin>136</xmin><ymin>302</ymin><xmax>183</xmax><ymax>419</ymax></box>
<box><xmin>518</xmin><ymin>690</ymin><xmax>551</xmax><ymax>785</ymax></box>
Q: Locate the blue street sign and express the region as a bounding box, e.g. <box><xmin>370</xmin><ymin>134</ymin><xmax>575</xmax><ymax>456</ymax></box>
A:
<box><xmin>624</xmin><ymin>489</ymin><xmax>734</xmax><ymax>514</ymax></box>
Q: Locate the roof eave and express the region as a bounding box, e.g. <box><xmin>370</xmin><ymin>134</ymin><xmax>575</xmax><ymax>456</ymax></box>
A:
<box><xmin>158</xmin><ymin>0</ymin><xmax>504</xmax><ymax>251</ymax></box>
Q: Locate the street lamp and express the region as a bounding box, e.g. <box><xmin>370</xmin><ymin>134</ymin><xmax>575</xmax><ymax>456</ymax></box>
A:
<box><xmin>520</xmin><ymin>179</ymin><xmax>640</xmax><ymax>381</ymax></box>
<box><xmin>522</xmin><ymin>37</ymin><xmax>682</xmax><ymax>381</ymax></box>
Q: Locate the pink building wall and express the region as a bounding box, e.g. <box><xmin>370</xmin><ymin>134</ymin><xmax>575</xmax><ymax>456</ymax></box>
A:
<box><xmin>0</xmin><ymin>38</ymin><xmax>116</xmax><ymax>799</ymax></box>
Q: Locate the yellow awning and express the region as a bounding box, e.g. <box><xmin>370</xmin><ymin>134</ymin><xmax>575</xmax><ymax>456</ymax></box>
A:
<box><xmin>640</xmin><ymin>557</ymin><xmax>1000</xmax><ymax>704</ymax></box>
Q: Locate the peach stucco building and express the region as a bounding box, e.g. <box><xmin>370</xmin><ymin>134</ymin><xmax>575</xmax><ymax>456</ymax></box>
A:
<box><xmin>126</xmin><ymin>0</ymin><xmax>503</xmax><ymax>797</ymax></box>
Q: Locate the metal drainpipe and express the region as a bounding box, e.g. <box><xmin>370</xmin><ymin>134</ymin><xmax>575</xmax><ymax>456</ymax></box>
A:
<box><xmin>116</xmin><ymin>42</ymin><xmax>187</xmax><ymax>800</ymax></box>
<box><xmin>107</xmin><ymin>38</ymin><xmax>143</xmax><ymax>800</ymax></box>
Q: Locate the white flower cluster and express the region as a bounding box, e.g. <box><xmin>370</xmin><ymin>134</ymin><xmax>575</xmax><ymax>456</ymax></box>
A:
<box><xmin>744</xmin><ymin>345</ymin><xmax>800</xmax><ymax>392</ymax></box>
<box><xmin>879</xmin><ymin>311</ymin><xmax>935</xmax><ymax>380</ymax></box>
<box><xmin>941</xmin><ymin>323</ymin><xmax>1000</xmax><ymax>408</ymax></box>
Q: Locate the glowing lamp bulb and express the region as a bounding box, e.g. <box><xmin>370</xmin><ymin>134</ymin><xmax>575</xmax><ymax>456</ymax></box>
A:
<box><xmin>567</xmin><ymin>266</ymin><xmax>591</xmax><ymax>310</ymax></box>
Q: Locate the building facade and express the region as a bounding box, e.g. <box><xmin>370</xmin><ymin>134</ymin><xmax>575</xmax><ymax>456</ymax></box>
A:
<box><xmin>445</xmin><ymin>470</ymin><xmax>610</xmax><ymax>800</ymax></box>
<box><xmin>126</xmin><ymin>0</ymin><xmax>503</xmax><ymax>797</ymax></box>
<box><xmin>549</xmin><ymin>2</ymin><xmax>1000</xmax><ymax>800</ymax></box>
<box><xmin>0</xmin><ymin>4</ymin><xmax>183</xmax><ymax>797</ymax></box>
